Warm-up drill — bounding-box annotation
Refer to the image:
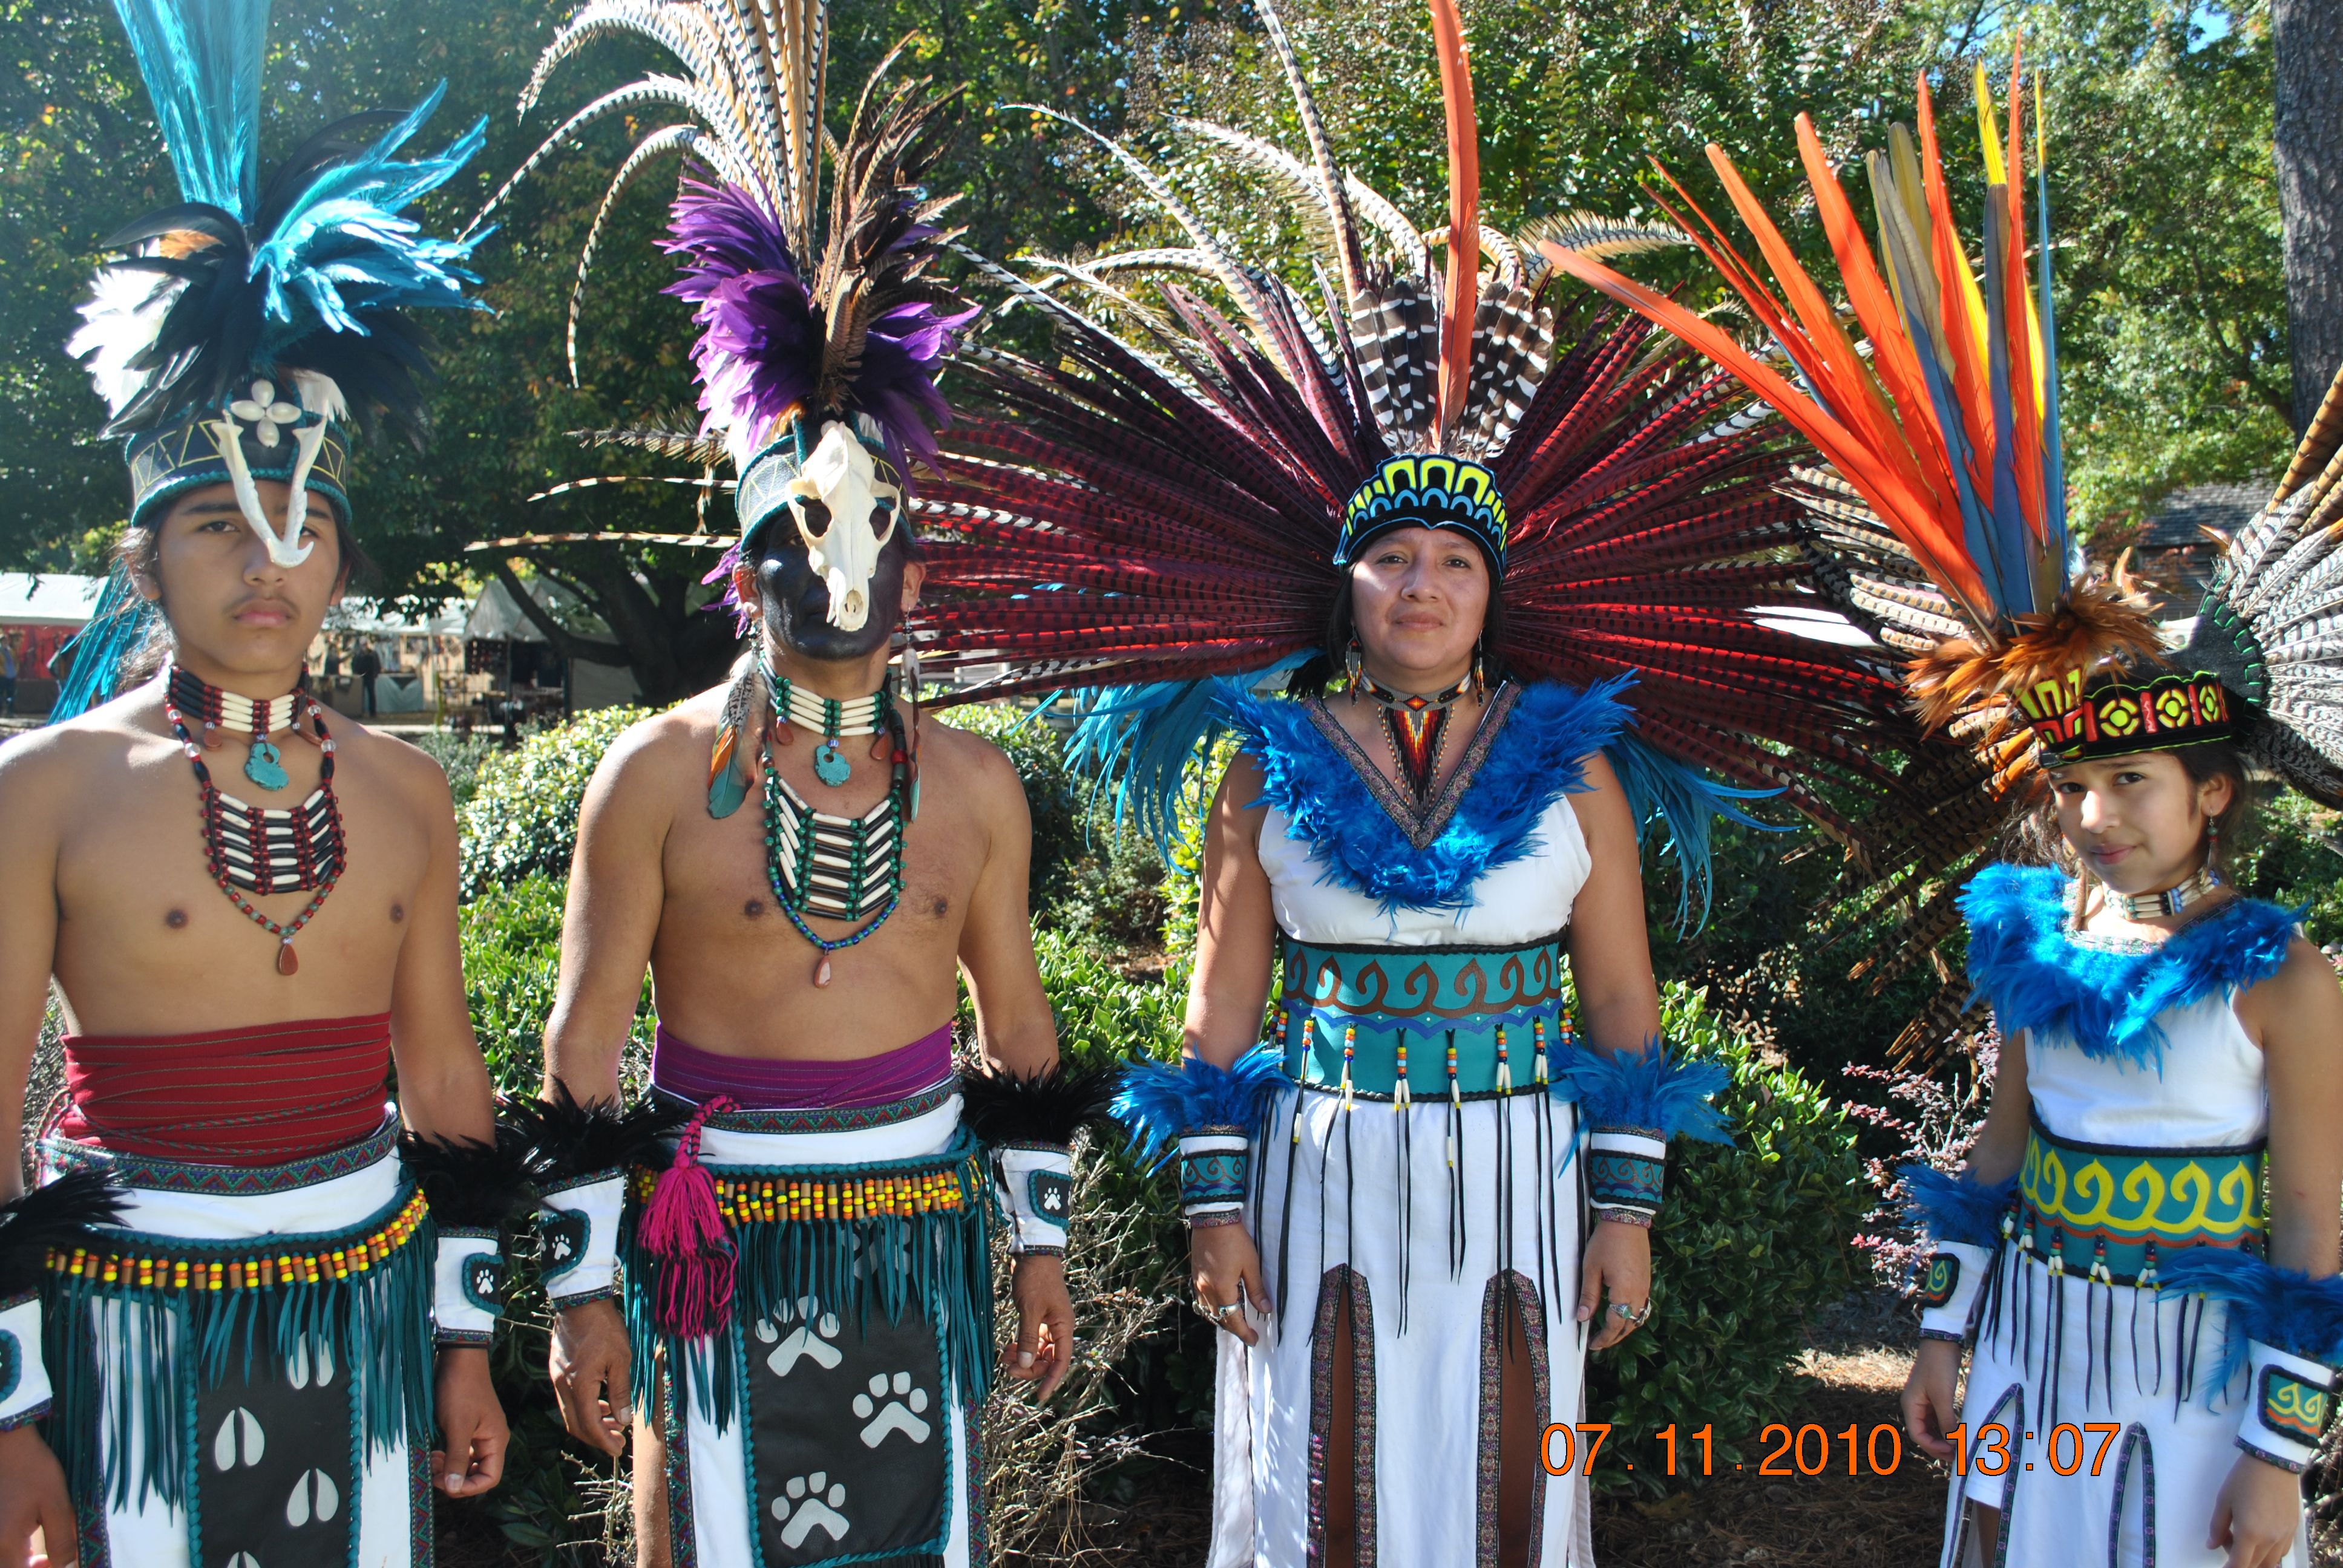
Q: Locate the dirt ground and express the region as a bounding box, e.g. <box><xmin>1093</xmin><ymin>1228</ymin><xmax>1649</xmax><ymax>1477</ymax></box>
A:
<box><xmin>436</xmin><ymin>1331</ymin><xmax>2343</xmax><ymax>1567</ymax></box>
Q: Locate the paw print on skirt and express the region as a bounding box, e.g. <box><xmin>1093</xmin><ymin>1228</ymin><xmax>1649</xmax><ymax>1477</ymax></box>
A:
<box><xmin>755</xmin><ymin>1296</ymin><xmax>844</xmax><ymax>1377</ymax></box>
<box><xmin>853</xmin><ymin>1370</ymin><xmax>933</xmax><ymax>1446</ymax></box>
<box><xmin>772</xmin><ymin>1471</ymin><xmax>850</xmax><ymax>1548</ymax></box>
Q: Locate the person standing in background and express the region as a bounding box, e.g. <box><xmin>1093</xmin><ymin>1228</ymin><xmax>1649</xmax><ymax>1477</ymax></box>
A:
<box><xmin>353</xmin><ymin>638</ymin><xmax>382</xmax><ymax>717</ymax></box>
<box><xmin>1</xmin><ymin>633</ymin><xmax>18</xmax><ymax>716</ymax></box>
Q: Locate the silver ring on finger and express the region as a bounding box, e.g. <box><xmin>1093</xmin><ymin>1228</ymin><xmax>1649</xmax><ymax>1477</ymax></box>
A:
<box><xmin>1610</xmin><ymin>1301</ymin><xmax>1650</xmax><ymax>1325</ymax></box>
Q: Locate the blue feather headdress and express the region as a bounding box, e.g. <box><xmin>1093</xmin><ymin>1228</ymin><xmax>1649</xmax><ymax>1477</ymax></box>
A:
<box><xmin>67</xmin><ymin>0</ymin><xmax>485</xmax><ymax>569</ymax></box>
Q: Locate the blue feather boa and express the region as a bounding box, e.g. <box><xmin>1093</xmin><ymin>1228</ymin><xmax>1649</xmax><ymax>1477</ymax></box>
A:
<box><xmin>1962</xmin><ymin>863</ymin><xmax>2301</xmax><ymax>1067</ymax></box>
<box><xmin>1556</xmin><ymin>1039</ymin><xmax>1732</xmax><ymax>1143</ymax></box>
<box><xmin>1225</xmin><ymin>677</ymin><xmax>1635</xmax><ymax>913</ymax></box>
<box><xmin>2159</xmin><ymin>1250</ymin><xmax>2343</xmax><ymax>1382</ymax></box>
<box><xmin>1898</xmin><ymin>1166</ymin><xmax>2017</xmax><ymax>1248</ymax></box>
<box><xmin>1110</xmin><ymin>1046</ymin><xmax>1286</xmax><ymax>1169</ymax></box>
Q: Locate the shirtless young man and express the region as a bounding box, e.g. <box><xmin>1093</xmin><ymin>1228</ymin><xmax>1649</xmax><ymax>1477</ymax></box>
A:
<box><xmin>0</xmin><ymin>23</ymin><xmax>516</xmax><ymax>1560</ymax></box>
<box><xmin>0</xmin><ymin>477</ymin><xmax>511</xmax><ymax>1567</ymax></box>
<box><xmin>534</xmin><ymin>505</ymin><xmax>1079</xmax><ymax>1564</ymax></box>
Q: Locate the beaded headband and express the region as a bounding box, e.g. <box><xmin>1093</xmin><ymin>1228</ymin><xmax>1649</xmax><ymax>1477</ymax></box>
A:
<box><xmin>125</xmin><ymin>390</ymin><xmax>353</xmax><ymax>533</ymax></box>
<box><xmin>1335</xmin><ymin>454</ymin><xmax>1509</xmax><ymax>577</ymax></box>
<box><xmin>2011</xmin><ymin>668</ymin><xmax>2235</xmax><ymax>765</ymax></box>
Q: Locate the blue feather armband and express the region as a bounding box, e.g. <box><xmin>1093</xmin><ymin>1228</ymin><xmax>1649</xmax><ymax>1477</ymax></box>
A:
<box><xmin>1558</xmin><ymin>1039</ymin><xmax>1731</xmax><ymax>1144</ymax></box>
<box><xmin>2159</xmin><ymin>1250</ymin><xmax>2343</xmax><ymax>1375</ymax></box>
<box><xmin>1558</xmin><ymin>1040</ymin><xmax>1728</xmax><ymax>1218</ymax></box>
<box><xmin>1110</xmin><ymin>1046</ymin><xmax>1285</xmax><ymax>1171</ymax></box>
<box><xmin>1899</xmin><ymin>1167</ymin><xmax>2019</xmax><ymax>1250</ymax></box>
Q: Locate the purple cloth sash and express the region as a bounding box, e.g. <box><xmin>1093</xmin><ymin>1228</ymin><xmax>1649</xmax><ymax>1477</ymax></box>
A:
<box><xmin>650</xmin><ymin>1022</ymin><xmax>954</xmax><ymax>1110</ymax></box>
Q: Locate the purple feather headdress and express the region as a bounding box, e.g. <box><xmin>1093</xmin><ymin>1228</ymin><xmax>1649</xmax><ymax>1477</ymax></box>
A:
<box><xmin>662</xmin><ymin>176</ymin><xmax>973</xmax><ymax>486</ymax></box>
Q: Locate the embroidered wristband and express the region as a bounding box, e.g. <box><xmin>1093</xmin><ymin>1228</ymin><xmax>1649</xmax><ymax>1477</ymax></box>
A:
<box><xmin>433</xmin><ymin>1229</ymin><xmax>507</xmax><ymax>1346</ymax></box>
<box><xmin>0</xmin><ymin>1292</ymin><xmax>51</xmax><ymax>1429</ymax></box>
<box><xmin>539</xmin><ymin>1173</ymin><xmax>625</xmax><ymax>1307</ymax></box>
<box><xmin>1177</xmin><ymin>1132</ymin><xmax>1250</xmax><ymax>1223</ymax></box>
<box><xmin>1917</xmin><ymin>1242</ymin><xmax>1996</xmax><ymax>1342</ymax></box>
<box><xmin>989</xmin><ymin>1145</ymin><xmax>1074</xmax><ymax>1255</ymax></box>
<box><xmin>2236</xmin><ymin>1341</ymin><xmax>2336</xmax><ymax>1472</ymax></box>
<box><xmin>1587</xmin><ymin>1129</ymin><xmax>1667</xmax><ymax>1218</ymax></box>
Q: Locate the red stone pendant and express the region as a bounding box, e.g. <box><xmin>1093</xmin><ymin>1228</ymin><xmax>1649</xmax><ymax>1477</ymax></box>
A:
<box><xmin>276</xmin><ymin>940</ymin><xmax>300</xmax><ymax>976</ymax></box>
<box><xmin>813</xmin><ymin>953</ymin><xmax>833</xmax><ymax>988</ymax></box>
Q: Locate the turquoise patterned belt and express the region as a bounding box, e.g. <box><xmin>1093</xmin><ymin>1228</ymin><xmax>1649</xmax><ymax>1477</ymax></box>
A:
<box><xmin>1276</xmin><ymin>931</ymin><xmax>1569</xmax><ymax>1100</ymax></box>
<box><xmin>2016</xmin><ymin>1112</ymin><xmax>2266</xmax><ymax>1285</ymax></box>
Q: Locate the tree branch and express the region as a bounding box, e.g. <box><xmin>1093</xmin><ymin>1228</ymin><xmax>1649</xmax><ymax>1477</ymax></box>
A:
<box><xmin>486</xmin><ymin>558</ymin><xmax>629</xmax><ymax>665</ymax></box>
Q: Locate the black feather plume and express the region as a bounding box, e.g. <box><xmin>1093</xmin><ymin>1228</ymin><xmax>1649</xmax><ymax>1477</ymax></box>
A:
<box><xmin>0</xmin><ymin>1169</ymin><xmax>128</xmax><ymax>1297</ymax></box>
<box><xmin>399</xmin><ymin>1126</ymin><xmax>537</xmax><ymax>1233</ymax></box>
<box><xmin>956</xmin><ymin>1059</ymin><xmax>1120</xmax><ymax>1148</ymax></box>
<box><xmin>500</xmin><ymin>1083</ymin><xmax>690</xmax><ymax>1187</ymax></box>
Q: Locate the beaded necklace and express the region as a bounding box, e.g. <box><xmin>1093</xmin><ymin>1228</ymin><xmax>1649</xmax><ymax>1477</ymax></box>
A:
<box><xmin>1351</xmin><ymin>668</ymin><xmax>1476</xmax><ymax>804</ymax></box>
<box><xmin>759</xmin><ymin>676</ymin><xmax>911</xmax><ymax>986</ymax></box>
<box><xmin>162</xmin><ymin>665</ymin><xmax>346</xmax><ymax>975</ymax></box>
<box><xmin>2102</xmin><ymin>863</ymin><xmax>2223</xmax><ymax>922</ymax></box>
<box><xmin>761</xmin><ymin>658</ymin><xmax>888</xmax><ymax>787</ymax></box>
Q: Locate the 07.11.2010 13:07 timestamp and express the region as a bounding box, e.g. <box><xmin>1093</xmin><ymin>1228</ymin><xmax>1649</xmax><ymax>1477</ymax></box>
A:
<box><xmin>1535</xmin><ymin>1423</ymin><xmax>1909</xmax><ymax>1476</ymax></box>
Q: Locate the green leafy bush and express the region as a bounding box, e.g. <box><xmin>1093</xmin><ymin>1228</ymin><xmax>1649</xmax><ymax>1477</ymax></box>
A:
<box><xmin>1585</xmin><ymin>983</ymin><xmax>1864</xmax><ymax>1494</ymax></box>
<box><xmin>458</xmin><ymin>707</ymin><xmax>649</xmax><ymax>899</ymax></box>
<box><xmin>2225</xmin><ymin>791</ymin><xmax>2343</xmax><ymax>945</ymax></box>
<box><xmin>459</xmin><ymin>870</ymin><xmax>654</xmax><ymax>1101</ymax></box>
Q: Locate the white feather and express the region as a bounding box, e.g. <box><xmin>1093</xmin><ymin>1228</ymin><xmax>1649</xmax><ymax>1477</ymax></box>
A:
<box><xmin>68</xmin><ymin>266</ymin><xmax>183</xmax><ymax>417</ymax></box>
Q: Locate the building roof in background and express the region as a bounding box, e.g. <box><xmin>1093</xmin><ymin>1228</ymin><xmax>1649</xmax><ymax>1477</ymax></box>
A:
<box><xmin>0</xmin><ymin>572</ymin><xmax>105</xmax><ymax>626</ymax></box>
<box><xmin>464</xmin><ymin>577</ymin><xmax>582</xmax><ymax>643</ymax></box>
<box><xmin>2140</xmin><ymin>481</ymin><xmax>2267</xmax><ymax>550</ymax></box>
<box><xmin>324</xmin><ymin>599</ymin><xmax>467</xmax><ymax>638</ymax></box>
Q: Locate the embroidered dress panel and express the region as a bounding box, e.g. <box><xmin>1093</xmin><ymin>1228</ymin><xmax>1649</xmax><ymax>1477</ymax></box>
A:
<box><xmin>1279</xmin><ymin>933</ymin><xmax>1567</xmax><ymax>1099</ymax></box>
<box><xmin>2014</xmin><ymin>1116</ymin><xmax>2264</xmax><ymax>1284</ymax></box>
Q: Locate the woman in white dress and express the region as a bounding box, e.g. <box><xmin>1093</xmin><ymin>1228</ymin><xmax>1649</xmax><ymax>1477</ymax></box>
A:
<box><xmin>1116</xmin><ymin>474</ymin><xmax>1730</xmax><ymax>1568</ymax></box>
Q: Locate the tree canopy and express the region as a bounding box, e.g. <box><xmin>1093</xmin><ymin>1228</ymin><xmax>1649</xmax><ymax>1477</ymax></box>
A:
<box><xmin>0</xmin><ymin>0</ymin><xmax>2293</xmax><ymax>697</ymax></box>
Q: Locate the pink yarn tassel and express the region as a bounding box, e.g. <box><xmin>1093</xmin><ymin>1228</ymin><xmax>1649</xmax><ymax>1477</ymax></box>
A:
<box><xmin>640</xmin><ymin>1094</ymin><xmax>738</xmax><ymax>1339</ymax></box>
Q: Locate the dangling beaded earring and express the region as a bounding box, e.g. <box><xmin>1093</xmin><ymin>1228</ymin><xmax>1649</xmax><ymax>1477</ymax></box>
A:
<box><xmin>1470</xmin><ymin>639</ymin><xmax>1486</xmax><ymax>698</ymax></box>
<box><xmin>1344</xmin><ymin>639</ymin><xmax>1364</xmax><ymax>701</ymax></box>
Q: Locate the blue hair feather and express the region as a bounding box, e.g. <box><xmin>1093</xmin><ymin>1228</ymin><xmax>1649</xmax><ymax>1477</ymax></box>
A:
<box><xmin>2159</xmin><ymin>1249</ymin><xmax>2343</xmax><ymax>1389</ymax></box>
<box><xmin>1110</xmin><ymin>1046</ymin><xmax>1286</xmax><ymax>1170</ymax></box>
<box><xmin>1897</xmin><ymin>1166</ymin><xmax>2017</xmax><ymax>1249</ymax></box>
<box><xmin>109</xmin><ymin>0</ymin><xmax>266</xmax><ymax>212</ymax></box>
<box><xmin>1556</xmin><ymin>1039</ymin><xmax>1732</xmax><ymax>1143</ymax></box>
<box><xmin>247</xmin><ymin>83</ymin><xmax>489</xmax><ymax>345</ymax></box>
<box><xmin>1963</xmin><ymin>864</ymin><xmax>2301</xmax><ymax>1067</ymax></box>
<box><xmin>1602</xmin><ymin>727</ymin><xmax>1783</xmax><ymax>931</ymax></box>
<box><xmin>46</xmin><ymin>569</ymin><xmax>159</xmax><ymax>724</ymax></box>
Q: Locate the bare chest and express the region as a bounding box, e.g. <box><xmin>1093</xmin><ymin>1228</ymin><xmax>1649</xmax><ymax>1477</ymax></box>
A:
<box><xmin>51</xmin><ymin>750</ymin><xmax>429</xmax><ymax>1030</ymax></box>
<box><xmin>647</xmin><ymin>760</ymin><xmax>988</xmax><ymax>1051</ymax></box>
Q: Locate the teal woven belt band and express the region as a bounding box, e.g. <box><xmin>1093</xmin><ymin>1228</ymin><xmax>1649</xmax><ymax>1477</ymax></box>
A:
<box><xmin>1276</xmin><ymin>932</ymin><xmax>1568</xmax><ymax>1100</ymax></box>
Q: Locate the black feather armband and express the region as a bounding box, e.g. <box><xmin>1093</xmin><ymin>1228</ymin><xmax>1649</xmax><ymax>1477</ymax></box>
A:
<box><xmin>0</xmin><ymin>1169</ymin><xmax>127</xmax><ymax>1298</ymax></box>
<box><xmin>958</xmin><ymin>1060</ymin><xmax>1116</xmax><ymax>1256</ymax></box>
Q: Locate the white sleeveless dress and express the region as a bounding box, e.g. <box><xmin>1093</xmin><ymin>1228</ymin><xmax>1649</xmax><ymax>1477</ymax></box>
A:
<box><xmin>1947</xmin><ymin>880</ymin><xmax>2313</xmax><ymax>1568</ymax></box>
<box><xmin>1209</xmin><ymin>792</ymin><xmax>1599</xmax><ymax>1568</ymax></box>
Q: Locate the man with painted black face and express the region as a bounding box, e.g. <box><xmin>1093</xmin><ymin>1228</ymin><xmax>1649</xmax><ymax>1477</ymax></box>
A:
<box><xmin>511</xmin><ymin>33</ymin><xmax>1086</xmax><ymax>1563</ymax></box>
<box><xmin>536</xmin><ymin>422</ymin><xmax>1078</xmax><ymax>1566</ymax></box>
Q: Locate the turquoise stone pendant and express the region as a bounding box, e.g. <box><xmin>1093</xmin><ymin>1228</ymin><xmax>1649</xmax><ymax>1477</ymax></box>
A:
<box><xmin>812</xmin><ymin>740</ymin><xmax>851</xmax><ymax>786</ymax></box>
<box><xmin>244</xmin><ymin>739</ymin><xmax>290</xmax><ymax>791</ymax></box>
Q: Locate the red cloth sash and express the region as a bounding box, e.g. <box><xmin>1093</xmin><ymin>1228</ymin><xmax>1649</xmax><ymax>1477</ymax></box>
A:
<box><xmin>56</xmin><ymin>1013</ymin><xmax>393</xmax><ymax>1167</ymax></box>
